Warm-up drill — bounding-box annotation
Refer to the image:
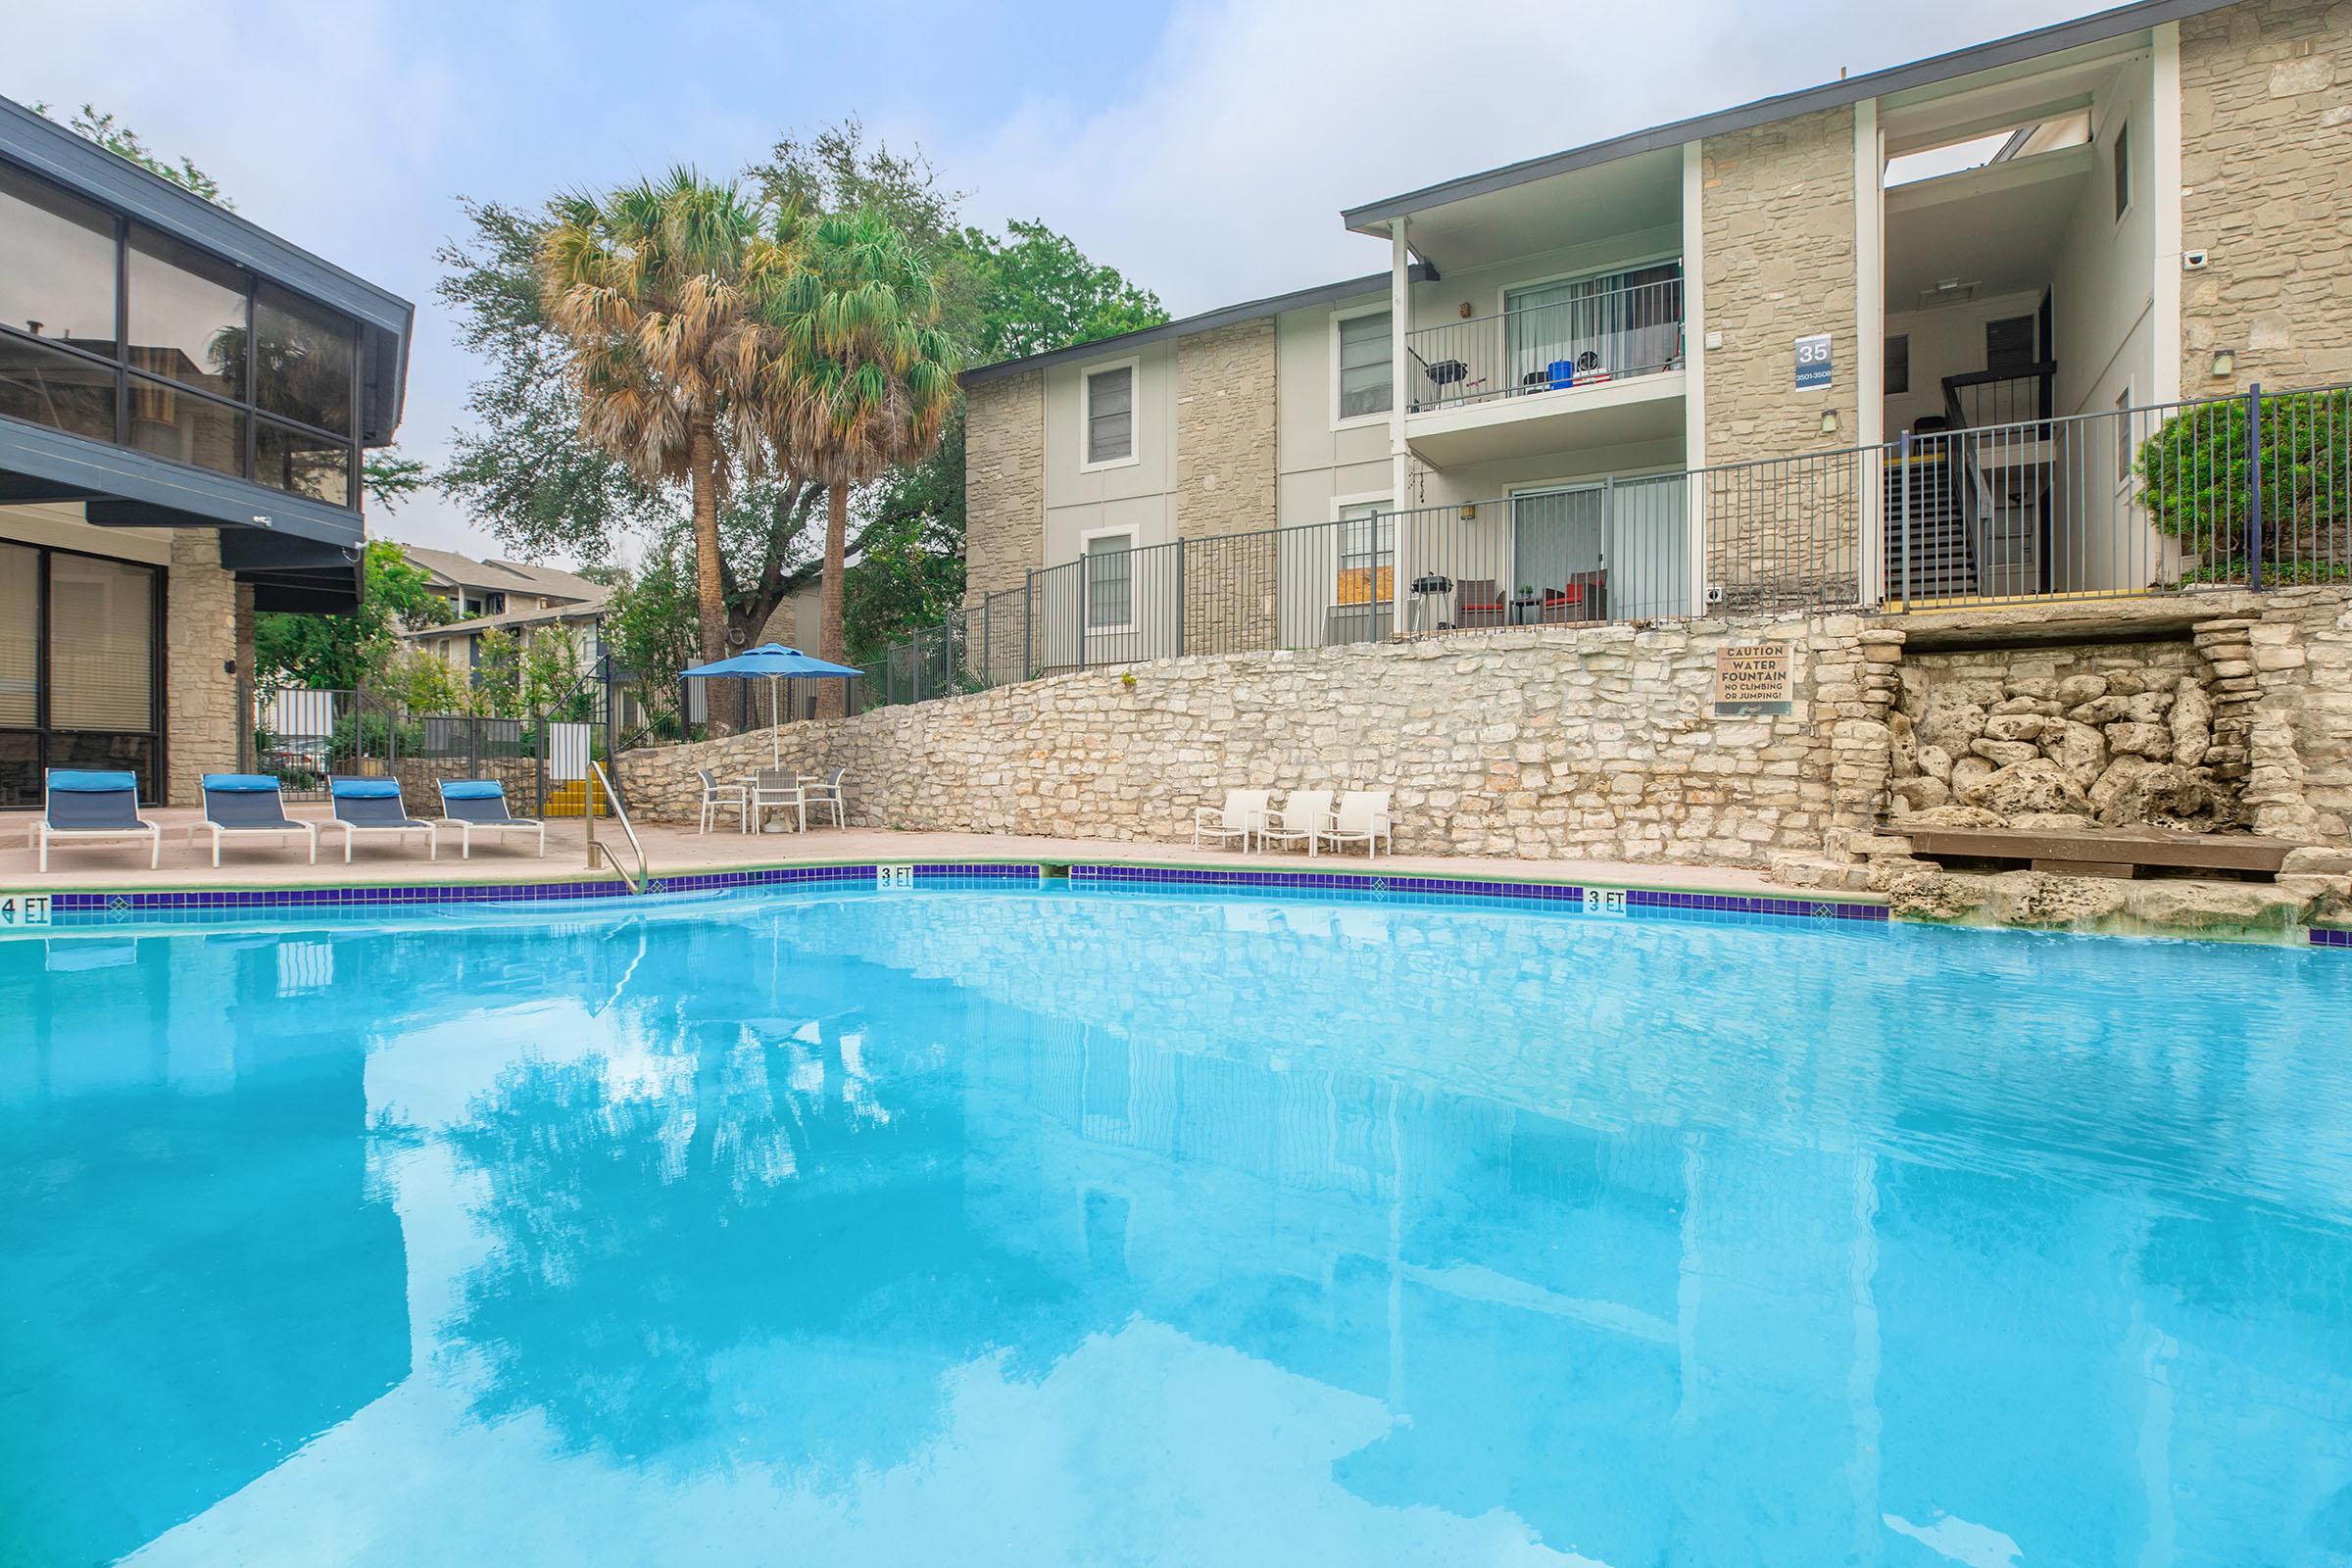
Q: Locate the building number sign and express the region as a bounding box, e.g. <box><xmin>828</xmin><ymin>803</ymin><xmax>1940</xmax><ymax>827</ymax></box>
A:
<box><xmin>1794</xmin><ymin>333</ymin><xmax>1833</xmax><ymax>390</ymax></box>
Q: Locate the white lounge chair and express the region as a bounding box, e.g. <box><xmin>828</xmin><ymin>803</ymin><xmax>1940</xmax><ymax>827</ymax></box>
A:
<box><xmin>1193</xmin><ymin>788</ymin><xmax>1270</xmax><ymax>852</ymax></box>
<box><xmin>436</xmin><ymin>778</ymin><xmax>545</xmax><ymax>858</ymax></box>
<box><xmin>1258</xmin><ymin>789</ymin><xmax>1335</xmax><ymax>857</ymax></box>
<box><xmin>1318</xmin><ymin>790</ymin><xmax>1394</xmax><ymax>858</ymax></box>
<box><xmin>188</xmin><ymin>774</ymin><xmax>317</xmax><ymax>866</ymax></box>
<box><xmin>321</xmin><ymin>776</ymin><xmax>437</xmax><ymax>861</ymax></box>
<box><xmin>696</xmin><ymin>768</ymin><xmax>748</xmax><ymax>834</ymax></box>
<box><xmin>32</xmin><ymin>769</ymin><xmax>159</xmax><ymax>871</ymax></box>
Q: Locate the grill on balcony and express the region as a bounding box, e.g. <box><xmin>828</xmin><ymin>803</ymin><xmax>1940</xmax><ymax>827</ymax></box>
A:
<box><xmin>1406</xmin><ymin>270</ymin><xmax>1685</xmax><ymax>413</ymax></box>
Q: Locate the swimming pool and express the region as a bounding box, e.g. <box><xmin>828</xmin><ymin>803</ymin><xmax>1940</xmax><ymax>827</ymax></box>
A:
<box><xmin>4</xmin><ymin>883</ymin><xmax>2349</xmax><ymax>1566</ymax></box>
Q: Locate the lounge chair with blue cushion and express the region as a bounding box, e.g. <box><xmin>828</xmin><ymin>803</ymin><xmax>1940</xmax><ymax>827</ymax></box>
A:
<box><xmin>435</xmin><ymin>778</ymin><xmax>544</xmax><ymax>858</ymax></box>
<box><xmin>322</xmin><ymin>776</ymin><xmax>436</xmax><ymax>862</ymax></box>
<box><xmin>32</xmin><ymin>769</ymin><xmax>159</xmax><ymax>871</ymax></box>
<box><xmin>189</xmin><ymin>774</ymin><xmax>318</xmax><ymax>866</ymax></box>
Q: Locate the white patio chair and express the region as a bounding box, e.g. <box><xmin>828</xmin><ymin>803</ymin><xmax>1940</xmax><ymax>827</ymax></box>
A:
<box><xmin>1258</xmin><ymin>789</ymin><xmax>1335</xmax><ymax>857</ymax></box>
<box><xmin>1317</xmin><ymin>790</ymin><xmax>1394</xmax><ymax>858</ymax></box>
<box><xmin>1193</xmin><ymin>788</ymin><xmax>1271</xmax><ymax>853</ymax></box>
<box><xmin>697</xmin><ymin>768</ymin><xmax>748</xmax><ymax>834</ymax></box>
<box><xmin>189</xmin><ymin>774</ymin><xmax>318</xmax><ymax>866</ymax></box>
<box><xmin>750</xmin><ymin>768</ymin><xmax>806</xmax><ymax>834</ymax></box>
<box><xmin>804</xmin><ymin>767</ymin><xmax>847</xmax><ymax>828</ymax></box>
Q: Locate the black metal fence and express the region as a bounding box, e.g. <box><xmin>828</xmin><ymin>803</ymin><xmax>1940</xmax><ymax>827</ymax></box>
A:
<box><xmin>858</xmin><ymin>381</ymin><xmax>2347</xmax><ymax>710</ymax></box>
<box><xmin>244</xmin><ymin>680</ymin><xmax>606</xmax><ymax>815</ymax></box>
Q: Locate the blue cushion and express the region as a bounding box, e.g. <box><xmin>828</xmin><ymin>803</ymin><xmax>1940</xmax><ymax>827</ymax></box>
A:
<box><xmin>203</xmin><ymin>773</ymin><xmax>284</xmax><ymax>793</ymax></box>
<box><xmin>440</xmin><ymin>780</ymin><xmax>506</xmax><ymax>801</ymax></box>
<box><xmin>329</xmin><ymin>777</ymin><xmax>402</xmax><ymax>799</ymax></box>
<box><xmin>46</xmin><ymin>769</ymin><xmax>138</xmax><ymax>794</ymax></box>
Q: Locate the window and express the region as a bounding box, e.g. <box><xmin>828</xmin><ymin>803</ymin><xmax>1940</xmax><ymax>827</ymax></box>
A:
<box><xmin>1336</xmin><ymin>310</ymin><xmax>1392</xmax><ymax>420</ymax></box>
<box><xmin>2112</xmin><ymin>120</ymin><xmax>2132</xmax><ymax>221</ymax></box>
<box><xmin>1886</xmin><ymin>334</ymin><xmax>1910</xmax><ymax>396</ymax></box>
<box><xmin>127</xmin><ymin>226</ymin><xmax>249</xmax><ymax>402</ymax></box>
<box><xmin>0</xmin><ymin>164</ymin><xmax>118</xmax><ymax>347</ymax></box>
<box><xmin>1986</xmin><ymin>316</ymin><xmax>2036</xmax><ymax>376</ymax></box>
<box><xmin>0</xmin><ymin>163</ymin><xmax>366</xmax><ymax>509</ymax></box>
<box><xmin>255</xmin><ymin>284</ymin><xmax>356</xmax><ymax>435</ymax></box>
<box><xmin>2115</xmin><ymin>386</ymin><xmax>2135</xmax><ymax>487</ymax></box>
<box><xmin>1082</xmin><ymin>364</ymin><xmax>1135</xmax><ymax>467</ymax></box>
<box><xmin>1336</xmin><ymin>500</ymin><xmax>1394</xmax><ymax>607</ymax></box>
<box><xmin>1083</xmin><ymin>531</ymin><xmax>1134</xmax><ymax>629</ymax></box>
<box><xmin>0</xmin><ymin>544</ymin><xmax>163</xmax><ymax>808</ymax></box>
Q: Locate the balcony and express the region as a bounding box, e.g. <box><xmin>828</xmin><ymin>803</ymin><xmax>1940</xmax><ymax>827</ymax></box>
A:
<box><xmin>1402</xmin><ymin>271</ymin><xmax>1687</xmax><ymax>467</ymax></box>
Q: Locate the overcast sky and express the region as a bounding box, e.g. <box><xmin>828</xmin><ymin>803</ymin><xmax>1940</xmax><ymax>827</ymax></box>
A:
<box><xmin>11</xmin><ymin>0</ymin><xmax>2106</xmax><ymax>563</ymax></box>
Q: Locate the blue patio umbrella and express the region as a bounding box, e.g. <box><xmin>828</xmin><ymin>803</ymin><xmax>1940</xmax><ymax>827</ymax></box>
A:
<box><xmin>679</xmin><ymin>643</ymin><xmax>863</xmax><ymax>765</ymax></box>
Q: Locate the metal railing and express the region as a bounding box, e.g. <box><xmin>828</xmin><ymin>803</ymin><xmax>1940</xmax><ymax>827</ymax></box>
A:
<box><xmin>1887</xmin><ymin>381</ymin><xmax>2351</xmax><ymax>607</ymax></box>
<box><xmin>585</xmin><ymin>760</ymin><xmax>646</xmax><ymax>894</ymax></box>
<box><xmin>854</xmin><ymin>381</ymin><xmax>2349</xmax><ymax>710</ymax></box>
<box><xmin>245</xmin><ymin>679</ymin><xmax>605</xmax><ymax>814</ymax></box>
<box><xmin>1405</xmin><ymin>274</ymin><xmax>1685</xmax><ymax>413</ymax></box>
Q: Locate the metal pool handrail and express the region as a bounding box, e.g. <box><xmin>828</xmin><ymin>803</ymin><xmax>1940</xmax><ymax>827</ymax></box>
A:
<box><xmin>585</xmin><ymin>761</ymin><xmax>648</xmax><ymax>895</ymax></box>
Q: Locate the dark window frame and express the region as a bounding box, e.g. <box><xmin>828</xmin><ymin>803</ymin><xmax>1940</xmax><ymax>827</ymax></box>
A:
<box><xmin>0</xmin><ymin>539</ymin><xmax>168</xmax><ymax>809</ymax></box>
<box><xmin>0</xmin><ymin>155</ymin><xmax>363</xmax><ymax>511</ymax></box>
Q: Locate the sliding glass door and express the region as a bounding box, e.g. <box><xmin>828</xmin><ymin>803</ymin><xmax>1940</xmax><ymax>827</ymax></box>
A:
<box><xmin>0</xmin><ymin>541</ymin><xmax>163</xmax><ymax>808</ymax></box>
<box><xmin>1503</xmin><ymin>261</ymin><xmax>1685</xmax><ymax>389</ymax></box>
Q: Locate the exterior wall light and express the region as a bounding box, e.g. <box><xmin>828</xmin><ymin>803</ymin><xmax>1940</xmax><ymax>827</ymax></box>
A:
<box><xmin>1821</xmin><ymin>409</ymin><xmax>1840</xmax><ymax>436</ymax></box>
<box><xmin>2210</xmin><ymin>349</ymin><xmax>2236</xmax><ymax>378</ymax></box>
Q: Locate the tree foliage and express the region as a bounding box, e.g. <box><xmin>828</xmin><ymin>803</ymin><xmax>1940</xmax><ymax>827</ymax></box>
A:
<box><xmin>33</xmin><ymin>102</ymin><xmax>231</xmax><ymax>206</ymax></box>
<box><xmin>602</xmin><ymin>548</ymin><xmax>706</xmax><ymax>733</ymax></box>
<box><xmin>253</xmin><ymin>539</ymin><xmax>452</xmax><ymax>689</ymax></box>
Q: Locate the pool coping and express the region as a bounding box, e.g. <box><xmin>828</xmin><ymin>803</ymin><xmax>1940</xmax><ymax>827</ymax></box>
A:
<box><xmin>8</xmin><ymin>854</ymin><xmax>2347</xmax><ymax>949</ymax></box>
<box><xmin>11</xmin><ymin>855</ymin><xmax>1892</xmax><ymax>929</ymax></box>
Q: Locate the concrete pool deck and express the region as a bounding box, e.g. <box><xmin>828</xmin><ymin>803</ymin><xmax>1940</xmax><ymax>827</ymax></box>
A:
<box><xmin>2</xmin><ymin>805</ymin><xmax>1840</xmax><ymax>902</ymax></box>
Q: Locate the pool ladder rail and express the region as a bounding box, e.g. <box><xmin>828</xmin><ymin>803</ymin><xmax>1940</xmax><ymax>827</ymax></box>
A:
<box><xmin>584</xmin><ymin>761</ymin><xmax>649</xmax><ymax>895</ymax></box>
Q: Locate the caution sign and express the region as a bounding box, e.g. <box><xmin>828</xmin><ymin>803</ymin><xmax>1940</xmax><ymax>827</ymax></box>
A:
<box><xmin>1713</xmin><ymin>644</ymin><xmax>1792</xmax><ymax>715</ymax></box>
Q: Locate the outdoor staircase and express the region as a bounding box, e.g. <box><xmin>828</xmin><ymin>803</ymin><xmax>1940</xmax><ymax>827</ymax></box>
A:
<box><xmin>1883</xmin><ymin>447</ymin><xmax>1979</xmax><ymax>602</ymax></box>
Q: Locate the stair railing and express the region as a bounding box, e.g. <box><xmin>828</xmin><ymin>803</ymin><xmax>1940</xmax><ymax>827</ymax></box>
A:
<box><xmin>584</xmin><ymin>760</ymin><xmax>648</xmax><ymax>895</ymax></box>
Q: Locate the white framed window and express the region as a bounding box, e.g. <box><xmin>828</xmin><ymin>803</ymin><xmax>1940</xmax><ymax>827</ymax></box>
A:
<box><xmin>1082</xmin><ymin>527</ymin><xmax>1135</xmax><ymax>631</ymax></box>
<box><xmin>1079</xmin><ymin>359</ymin><xmax>1139</xmax><ymax>470</ymax></box>
<box><xmin>2111</xmin><ymin>118</ymin><xmax>2132</xmax><ymax>223</ymax></box>
<box><xmin>2114</xmin><ymin>383</ymin><xmax>2135</xmax><ymax>492</ymax></box>
<box><xmin>1332</xmin><ymin>493</ymin><xmax>1394</xmax><ymax>609</ymax></box>
<box><xmin>1332</xmin><ymin>307</ymin><xmax>1393</xmax><ymax>425</ymax></box>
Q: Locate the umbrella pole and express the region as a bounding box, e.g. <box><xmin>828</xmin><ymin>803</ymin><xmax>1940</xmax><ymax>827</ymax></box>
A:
<box><xmin>770</xmin><ymin>674</ymin><xmax>782</xmax><ymax>767</ymax></box>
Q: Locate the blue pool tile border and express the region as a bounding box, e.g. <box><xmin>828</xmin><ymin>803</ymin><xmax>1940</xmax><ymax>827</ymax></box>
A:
<box><xmin>1064</xmin><ymin>862</ymin><xmax>1890</xmax><ymax>923</ymax></box>
<box><xmin>31</xmin><ymin>859</ymin><xmax>2346</xmax><ymax>946</ymax></box>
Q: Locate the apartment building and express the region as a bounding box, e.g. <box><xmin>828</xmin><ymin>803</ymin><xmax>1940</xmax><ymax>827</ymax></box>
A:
<box><xmin>961</xmin><ymin>0</ymin><xmax>2347</xmax><ymax>670</ymax></box>
<box><xmin>398</xmin><ymin>547</ymin><xmax>605</xmax><ymax>623</ymax></box>
<box><xmin>0</xmin><ymin>95</ymin><xmax>413</xmax><ymax>808</ymax></box>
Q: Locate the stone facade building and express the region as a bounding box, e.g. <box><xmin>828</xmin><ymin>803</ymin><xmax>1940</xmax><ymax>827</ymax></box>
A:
<box><xmin>960</xmin><ymin>0</ymin><xmax>2352</xmax><ymax>658</ymax></box>
<box><xmin>0</xmin><ymin>94</ymin><xmax>413</xmax><ymax>810</ymax></box>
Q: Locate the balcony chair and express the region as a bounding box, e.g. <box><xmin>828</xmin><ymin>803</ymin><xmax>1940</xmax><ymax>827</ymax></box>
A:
<box><xmin>1455</xmin><ymin>578</ymin><xmax>1509</xmax><ymax>629</ymax></box>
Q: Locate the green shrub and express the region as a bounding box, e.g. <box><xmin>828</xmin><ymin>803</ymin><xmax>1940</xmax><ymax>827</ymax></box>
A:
<box><xmin>2136</xmin><ymin>388</ymin><xmax>2352</xmax><ymax>576</ymax></box>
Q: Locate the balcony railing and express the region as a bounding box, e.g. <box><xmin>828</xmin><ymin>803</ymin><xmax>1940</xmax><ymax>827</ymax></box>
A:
<box><xmin>1405</xmin><ymin>275</ymin><xmax>1686</xmax><ymax>414</ymax></box>
<box><xmin>856</xmin><ymin>382</ymin><xmax>2349</xmax><ymax>709</ymax></box>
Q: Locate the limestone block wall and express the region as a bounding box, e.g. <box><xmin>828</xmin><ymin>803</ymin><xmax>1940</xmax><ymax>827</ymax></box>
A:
<box><xmin>165</xmin><ymin>527</ymin><xmax>240</xmax><ymax>807</ymax></box>
<box><xmin>2180</xmin><ymin>0</ymin><xmax>2352</xmax><ymax>393</ymax></box>
<box><xmin>963</xmin><ymin>369</ymin><xmax>1045</xmax><ymax>604</ymax></box>
<box><xmin>1699</xmin><ymin>108</ymin><xmax>1859</xmax><ymax>466</ymax></box>
<box><xmin>1175</xmin><ymin>320</ymin><xmax>1281</xmax><ymax>655</ymax></box>
<box><xmin>620</xmin><ymin>613</ymin><xmax>1899</xmax><ymax>869</ymax></box>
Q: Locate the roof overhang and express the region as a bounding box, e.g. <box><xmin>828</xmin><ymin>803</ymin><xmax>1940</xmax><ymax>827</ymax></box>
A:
<box><xmin>0</xmin><ymin>416</ymin><xmax>365</xmax><ymax>548</ymax></box>
<box><xmin>1339</xmin><ymin>0</ymin><xmax>2233</xmax><ymax>236</ymax></box>
<box><xmin>0</xmin><ymin>94</ymin><xmax>415</xmax><ymax>445</ymax></box>
<box><xmin>961</xmin><ymin>268</ymin><xmax>1426</xmax><ymax>388</ymax></box>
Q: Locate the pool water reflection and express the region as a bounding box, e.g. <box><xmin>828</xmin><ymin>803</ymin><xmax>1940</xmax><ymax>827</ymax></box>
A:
<box><xmin>3</xmin><ymin>888</ymin><xmax>2350</xmax><ymax>1566</ymax></box>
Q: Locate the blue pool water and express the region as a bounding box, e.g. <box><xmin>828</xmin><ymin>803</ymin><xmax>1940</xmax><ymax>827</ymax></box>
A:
<box><xmin>4</xmin><ymin>886</ymin><xmax>2350</xmax><ymax>1567</ymax></box>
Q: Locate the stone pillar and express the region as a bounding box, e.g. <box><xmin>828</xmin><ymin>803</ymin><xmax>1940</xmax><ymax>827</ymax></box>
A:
<box><xmin>963</xmin><ymin>370</ymin><xmax>1045</xmax><ymax>606</ymax></box>
<box><xmin>1176</xmin><ymin>318</ymin><xmax>1279</xmax><ymax>654</ymax></box>
<box><xmin>166</xmin><ymin>527</ymin><xmax>240</xmax><ymax>806</ymax></box>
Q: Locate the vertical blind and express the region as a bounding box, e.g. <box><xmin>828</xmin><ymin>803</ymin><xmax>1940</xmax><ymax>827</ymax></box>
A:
<box><xmin>1085</xmin><ymin>367</ymin><xmax>1133</xmax><ymax>465</ymax></box>
<box><xmin>0</xmin><ymin>543</ymin><xmax>34</xmax><ymax>726</ymax></box>
<box><xmin>47</xmin><ymin>554</ymin><xmax>156</xmax><ymax>731</ymax></box>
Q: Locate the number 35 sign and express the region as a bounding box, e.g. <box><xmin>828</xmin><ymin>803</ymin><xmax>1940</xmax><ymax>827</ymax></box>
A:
<box><xmin>1794</xmin><ymin>333</ymin><xmax>1833</xmax><ymax>390</ymax></box>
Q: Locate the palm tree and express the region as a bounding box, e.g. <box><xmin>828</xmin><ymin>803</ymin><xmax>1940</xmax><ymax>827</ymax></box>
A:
<box><xmin>537</xmin><ymin>171</ymin><xmax>787</xmax><ymax>665</ymax></box>
<box><xmin>754</xmin><ymin>208</ymin><xmax>958</xmax><ymax>712</ymax></box>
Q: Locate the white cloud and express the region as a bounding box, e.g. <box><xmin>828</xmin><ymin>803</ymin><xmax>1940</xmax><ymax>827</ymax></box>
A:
<box><xmin>8</xmin><ymin>0</ymin><xmax>2111</xmax><ymax>563</ymax></box>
